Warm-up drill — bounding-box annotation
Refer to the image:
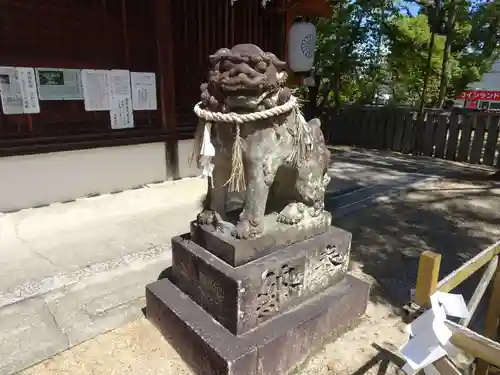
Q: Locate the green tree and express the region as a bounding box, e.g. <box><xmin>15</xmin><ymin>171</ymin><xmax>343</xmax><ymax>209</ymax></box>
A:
<box><xmin>305</xmin><ymin>0</ymin><xmax>499</xmax><ymax>111</ymax></box>
<box><xmin>384</xmin><ymin>13</ymin><xmax>446</xmax><ymax>105</ymax></box>
<box><xmin>305</xmin><ymin>0</ymin><xmax>396</xmax><ymax>115</ymax></box>
<box><xmin>383</xmin><ymin>0</ymin><xmax>500</xmax><ymax>106</ymax></box>
<box><xmin>435</xmin><ymin>0</ymin><xmax>500</xmax><ymax>104</ymax></box>
<box><xmin>408</xmin><ymin>0</ymin><xmax>500</xmax><ymax>105</ymax></box>
<box><xmin>450</xmin><ymin>0</ymin><xmax>500</xmax><ymax>97</ymax></box>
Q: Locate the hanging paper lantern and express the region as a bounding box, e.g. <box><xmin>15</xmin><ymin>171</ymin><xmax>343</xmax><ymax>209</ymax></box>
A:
<box><xmin>288</xmin><ymin>21</ymin><xmax>317</xmax><ymax>73</ymax></box>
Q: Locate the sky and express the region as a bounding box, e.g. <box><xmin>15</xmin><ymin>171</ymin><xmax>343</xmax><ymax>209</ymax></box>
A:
<box><xmin>407</xmin><ymin>2</ymin><xmax>421</xmax><ymax>16</ymax></box>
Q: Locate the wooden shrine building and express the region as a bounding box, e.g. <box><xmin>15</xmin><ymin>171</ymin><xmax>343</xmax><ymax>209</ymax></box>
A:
<box><xmin>0</xmin><ymin>0</ymin><xmax>331</xmax><ymax>212</ymax></box>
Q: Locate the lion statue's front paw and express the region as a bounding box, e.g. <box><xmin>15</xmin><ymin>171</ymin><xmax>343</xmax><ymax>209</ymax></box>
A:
<box><xmin>277</xmin><ymin>202</ymin><xmax>306</xmax><ymax>225</ymax></box>
<box><xmin>232</xmin><ymin>217</ymin><xmax>262</xmax><ymax>240</ymax></box>
<box><xmin>197</xmin><ymin>209</ymin><xmax>222</xmax><ymax>226</ymax></box>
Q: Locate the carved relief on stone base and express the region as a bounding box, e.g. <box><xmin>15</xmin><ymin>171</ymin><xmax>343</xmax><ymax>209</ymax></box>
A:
<box><xmin>304</xmin><ymin>243</ymin><xmax>350</xmax><ymax>292</ymax></box>
<box><xmin>171</xmin><ymin>226</ymin><xmax>352</xmax><ymax>335</ymax></box>
<box><xmin>254</xmin><ymin>243</ymin><xmax>350</xmax><ymax>324</ymax></box>
<box><xmin>256</xmin><ymin>263</ymin><xmax>305</xmax><ymax>322</ymax></box>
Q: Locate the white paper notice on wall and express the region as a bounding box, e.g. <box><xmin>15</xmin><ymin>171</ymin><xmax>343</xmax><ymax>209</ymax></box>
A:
<box><xmin>35</xmin><ymin>68</ymin><xmax>84</xmax><ymax>101</ymax></box>
<box><xmin>108</xmin><ymin>70</ymin><xmax>134</xmax><ymax>129</ymax></box>
<box><xmin>81</xmin><ymin>69</ymin><xmax>111</xmax><ymax>111</ymax></box>
<box><xmin>17</xmin><ymin>68</ymin><xmax>40</xmax><ymax>114</ymax></box>
<box><xmin>0</xmin><ymin>66</ymin><xmax>23</xmax><ymax>114</ymax></box>
<box><xmin>130</xmin><ymin>72</ymin><xmax>157</xmax><ymax>110</ymax></box>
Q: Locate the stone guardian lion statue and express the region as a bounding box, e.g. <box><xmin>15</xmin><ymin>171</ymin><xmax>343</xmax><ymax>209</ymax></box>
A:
<box><xmin>191</xmin><ymin>44</ymin><xmax>331</xmax><ymax>240</ymax></box>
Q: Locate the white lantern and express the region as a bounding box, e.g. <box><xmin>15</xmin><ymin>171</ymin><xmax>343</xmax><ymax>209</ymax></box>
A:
<box><xmin>288</xmin><ymin>21</ymin><xmax>317</xmax><ymax>73</ymax></box>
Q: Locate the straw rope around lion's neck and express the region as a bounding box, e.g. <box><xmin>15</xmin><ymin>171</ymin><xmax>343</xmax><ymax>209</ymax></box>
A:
<box><xmin>191</xmin><ymin>94</ymin><xmax>310</xmax><ymax>192</ymax></box>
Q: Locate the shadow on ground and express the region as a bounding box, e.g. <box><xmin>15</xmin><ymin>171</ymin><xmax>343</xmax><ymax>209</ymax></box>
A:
<box><xmin>349</xmin><ymin>344</ymin><xmax>406</xmax><ymax>375</ymax></box>
<box><xmin>326</xmin><ymin>156</ymin><xmax>500</xmax><ymax>334</ymax></box>
<box><xmin>311</xmin><ymin>150</ymin><xmax>500</xmax><ymax>375</ymax></box>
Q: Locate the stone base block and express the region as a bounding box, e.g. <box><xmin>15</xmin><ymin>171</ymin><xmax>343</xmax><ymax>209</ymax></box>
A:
<box><xmin>146</xmin><ymin>273</ymin><xmax>370</xmax><ymax>375</ymax></box>
<box><xmin>191</xmin><ymin>212</ymin><xmax>332</xmax><ymax>266</ymax></box>
<box><xmin>171</xmin><ymin>226</ymin><xmax>351</xmax><ymax>335</ymax></box>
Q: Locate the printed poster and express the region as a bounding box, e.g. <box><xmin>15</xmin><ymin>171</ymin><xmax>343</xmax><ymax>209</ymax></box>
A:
<box><xmin>81</xmin><ymin>69</ymin><xmax>110</xmax><ymax>111</ymax></box>
<box><xmin>130</xmin><ymin>72</ymin><xmax>157</xmax><ymax>110</ymax></box>
<box><xmin>0</xmin><ymin>66</ymin><xmax>23</xmax><ymax>114</ymax></box>
<box><xmin>108</xmin><ymin>70</ymin><xmax>134</xmax><ymax>129</ymax></box>
<box><xmin>18</xmin><ymin>67</ymin><xmax>40</xmax><ymax>114</ymax></box>
<box><xmin>35</xmin><ymin>68</ymin><xmax>84</xmax><ymax>100</ymax></box>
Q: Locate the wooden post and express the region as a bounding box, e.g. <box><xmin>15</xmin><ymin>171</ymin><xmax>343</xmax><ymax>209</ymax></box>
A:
<box><xmin>475</xmin><ymin>264</ymin><xmax>500</xmax><ymax>375</ymax></box>
<box><xmin>284</xmin><ymin>10</ymin><xmax>292</xmax><ymax>63</ymax></box>
<box><xmin>156</xmin><ymin>0</ymin><xmax>179</xmax><ymax>179</ymax></box>
<box><xmin>415</xmin><ymin>251</ymin><xmax>442</xmax><ymax>306</ymax></box>
<box><xmin>434</xmin><ymin>357</ymin><xmax>462</xmax><ymax>375</ymax></box>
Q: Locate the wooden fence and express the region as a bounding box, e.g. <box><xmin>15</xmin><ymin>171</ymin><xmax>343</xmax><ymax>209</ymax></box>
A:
<box><xmin>411</xmin><ymin>241</ymin><xmax>500</xmax><ymax>375</ymax></box>
<box><xmin>324</xmin><ymin>107</ymin><xmax>500</xmax><ymax>168</ymax></box>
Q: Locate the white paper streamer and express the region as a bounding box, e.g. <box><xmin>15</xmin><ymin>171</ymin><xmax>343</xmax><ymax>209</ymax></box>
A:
<box><xmin>400</xmin><ymin>291</ymin><xmax>469</xmax><ymax>375</ymax></box>
<box><xmin>199</xmin><ymin>123</ymin><xmax>215</xmax><ymax>187</ymax></box>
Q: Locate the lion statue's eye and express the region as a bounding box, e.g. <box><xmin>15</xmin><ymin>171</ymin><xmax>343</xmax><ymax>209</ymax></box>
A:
<box><xmin>255</xmin><ymin>61</ymin><xmax>267</xmax><ymax>73</ymax></box>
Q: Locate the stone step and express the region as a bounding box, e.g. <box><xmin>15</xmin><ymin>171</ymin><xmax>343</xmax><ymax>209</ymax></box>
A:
<box><xmin>0</xmin><ymin>249</ymin><xmax>171</xmax><ymax>375</ymax></box>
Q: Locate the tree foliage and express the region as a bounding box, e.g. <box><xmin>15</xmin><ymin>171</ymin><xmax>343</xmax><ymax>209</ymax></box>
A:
<box><xmin>305</xmin><ymin>0</ymin><xmax>500</xmax><ymax>110</ymax></box>
<box><xmin>451</xmin><ymin>1</ymin><xmax>500</xmax><ymax>96</ymax></box>
<box><xmin>384</xmin><ymin>13</ymin><xmax>446</xmax><ymax>105</ymax></box>
<box><xmin>306</xmin><ymin>0</ymin><xmax>395</xmax><ymax>115</ymax></box>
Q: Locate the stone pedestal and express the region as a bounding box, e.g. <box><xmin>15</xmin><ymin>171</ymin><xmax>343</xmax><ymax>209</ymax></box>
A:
<box><xmin>145</xmin><ymin>218</ymin><xmax>370</xmax><ymax>375</ymax></box>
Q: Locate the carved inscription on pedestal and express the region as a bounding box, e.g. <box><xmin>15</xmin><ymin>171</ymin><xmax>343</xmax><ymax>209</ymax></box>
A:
<box><xmin>256</xmin><ymin>264</ymin><xmax>304</xmax><ymax>321</ymax></box>
<box><xmin>198</xmin><ymin>270</ymin><xmax>225</xmax><ymax>309</ymax></box>
<box><xmin>174</xmin><ymin>248</ymin><xmax>228</xmax><ymax>323</ymax></box>
<box><xmin>304</xmin><ymin>244</ymin><xmax>349</xmax><ymax>291</ymax></box>
<box><xmin>175</xmin><ymin>253</ymin><xmax>197</xmax><ymax>282</ymax></box>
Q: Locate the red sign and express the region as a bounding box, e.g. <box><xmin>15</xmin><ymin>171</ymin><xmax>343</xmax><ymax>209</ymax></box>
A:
<box><xmin>466</xmin><ymin>101</ymin><xmax>477</xmax><ymax>109</ymax></box>
<box><xmin>458</xmin><ymin>90</ymin><xmax>500</xmax><ymax>101</ymax></box>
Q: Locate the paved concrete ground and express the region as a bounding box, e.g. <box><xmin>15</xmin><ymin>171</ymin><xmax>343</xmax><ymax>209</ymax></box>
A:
<box><xmin>17</xmin><ymin>156</ymin><xmax>500</xmax><ymax>375</ymax></box>
<box><xmin>1</xmin><ymin>148</ymin><xmax>496</xmax><ymax>375</ymax></box>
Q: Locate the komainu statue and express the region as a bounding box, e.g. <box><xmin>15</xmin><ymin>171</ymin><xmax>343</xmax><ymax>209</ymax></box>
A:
<box><xmin>191</xmin><ymin>44</ymin><xmax>331</xmax><ymax>240</ymax></box>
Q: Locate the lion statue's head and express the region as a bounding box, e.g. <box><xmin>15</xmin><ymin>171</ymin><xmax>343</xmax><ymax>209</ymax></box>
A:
<box><xmin>200</xmin><ymin>44</ymin><xmax>292</xmax><ymax>112</ymax></box>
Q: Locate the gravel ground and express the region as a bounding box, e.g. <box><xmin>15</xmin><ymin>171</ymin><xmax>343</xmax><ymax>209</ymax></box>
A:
<box><xmin>20</xmin><ymin>172</ymin><xmax>500</xmax><ymax>375</ymax></box>
<box><xmin>296</xmin><ymin>175</ymin><xmax>500</xmax><ymax>375</ymax></box>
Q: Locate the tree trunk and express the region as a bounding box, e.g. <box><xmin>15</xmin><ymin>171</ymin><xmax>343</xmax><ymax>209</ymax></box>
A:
<box><xmin>332</xmin><ymin>74</ymin><xmax>342</xmax><ymax>112</ymax></box>
<box><xmin>305</xmin><ymin>74</ymin><xmax>322</xmax><ymax>119</ymax></box>
<box><xmin>437</xmin><ymin>2</ymin><xmax>457</xmax><ymax>107</ymax></box>
<box><xmin>419</xmin><ymin>31</ymin><xmax>436</xmax><ymax>114</ymax></box>
<box><xmin>436</xmin><ymin>36</ymin><xmax>452</xmax><ymax>107</ymax></box>
<box><xmin>306</xmin><ymin>82</ymin><xmax>319</xmax><ymax>118</ymax></box>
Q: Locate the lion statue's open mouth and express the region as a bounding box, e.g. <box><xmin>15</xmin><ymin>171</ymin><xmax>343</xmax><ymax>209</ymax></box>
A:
<box><xmin>200</xmin><ymin>44</ymin><xmax>291</xmax><ymax>112</ymax></box>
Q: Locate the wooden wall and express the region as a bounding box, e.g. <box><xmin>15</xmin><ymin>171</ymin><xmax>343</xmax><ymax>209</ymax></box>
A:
<box><xmin>0</xmin><ymin>0</ymin><xmax>160</xmax><ymax>141</ymax></box>
<box><xmin>0</xmin><ymin>0</ymin><xmax>285</xmax><ymax>155</ymax></box>
<box><xmin>170</xmin><ymin>0</ymin><xmax>285</xmax><ymax>138</ymax></box>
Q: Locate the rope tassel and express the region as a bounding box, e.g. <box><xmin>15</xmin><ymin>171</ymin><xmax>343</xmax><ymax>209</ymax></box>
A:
<box><xmin>189</xmin><ymin>120</ymin><xmax>205</xmax><ymax>167</ymax></box>
<box><xmin>224</xmin><ymin>124</ymin><xmax>246</xmax><ymax>192</ymax></box>
<box><xmin>288</xmin><ymin>107</ymin><xmax>313</xmax><ymax>167</ymax></box>
<box><xmin>192</xmin><ymin>94</ymin><xmax>309</xmax><ymax>193</ymax></box>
